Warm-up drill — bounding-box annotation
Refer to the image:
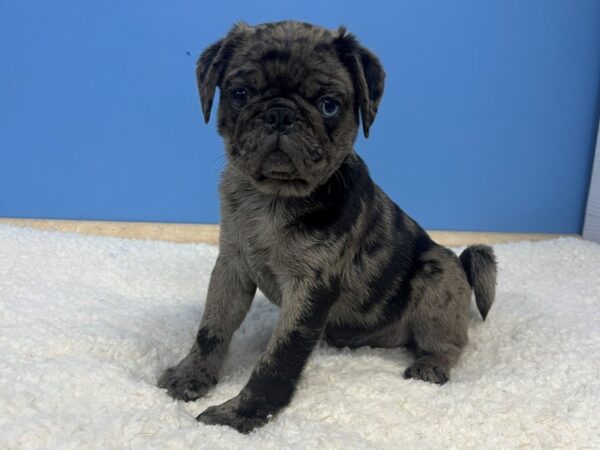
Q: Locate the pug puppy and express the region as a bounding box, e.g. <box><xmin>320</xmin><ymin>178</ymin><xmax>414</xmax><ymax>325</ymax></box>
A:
<box><xmin>158</xmin><ymin>21</ymin><xmax>497</xmax><ymax>433</ymax></box>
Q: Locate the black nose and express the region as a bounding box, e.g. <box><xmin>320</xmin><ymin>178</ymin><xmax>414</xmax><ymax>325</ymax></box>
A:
<box><xmin>264</xmin><ymin>106</ymin><xmax>296</xmax><ymax>133</ymax></box>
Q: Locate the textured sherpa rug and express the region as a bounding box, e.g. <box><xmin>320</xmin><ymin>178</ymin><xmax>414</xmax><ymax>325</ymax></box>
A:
<box><xmin>1</xmin><ymin>224</ymin><xmax>599</xmax><ymax>449</ymax></box>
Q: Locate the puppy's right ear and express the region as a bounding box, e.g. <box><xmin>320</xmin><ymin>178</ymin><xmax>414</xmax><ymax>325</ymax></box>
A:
<box><xmin>196</xmin><ymin>23</ymin><xmax>248</xmax><ymax>123</ymax></box>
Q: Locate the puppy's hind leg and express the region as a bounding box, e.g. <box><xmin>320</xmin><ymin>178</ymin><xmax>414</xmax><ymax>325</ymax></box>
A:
<box><xmin>403</xmin><ymin>249</ymin><xmax>470</xmax><ymax>385</ymax></box>
<box><xmin>158</xmin><ymin>253</ymin><xmax>256</xmax><ymax>401</ymax></box>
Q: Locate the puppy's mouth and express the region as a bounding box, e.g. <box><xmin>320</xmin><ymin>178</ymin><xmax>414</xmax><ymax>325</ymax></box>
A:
<box><xmin>256</xmin><ymin>172</ymin><xmax>308</xmax><ymax>185</ymax></box>
<box><xmin>255</xmin><ymin>167</ymin><xmax>310</xmax><ymax>194</ymax></box>
<box><xmin>260</xmin><ymin>170</ymin><xmax>303</xmax><ymax>181</ymax></box>
<box><xmin>256</xmin><ymin>149</ymin><xmax>308</xmax><ymax>185</ymax></box>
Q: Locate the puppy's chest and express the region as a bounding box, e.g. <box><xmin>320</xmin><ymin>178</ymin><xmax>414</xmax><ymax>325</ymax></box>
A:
<box><xmin>230</xmin><ymin>196</ymin><xmax>296</xmax><ymax>263</ymax></box>
<box><xmin>233</xmin><ymin>209</ymin><xmax>328</xmax><ymax>301</ymax></box>
<box><xmin>241</xmin><ymin>224</ymin><xmax>309</xmax><ymax>274</ymax></box>
<box><xmin>231</xmin><ymin>208</ymin><xmax>288</xmax><ymax>274</ymax></box>
<box><xmin>235</xmin><ymin>225</ymin><xmax>289</xmax><ymax>306</ymax></box>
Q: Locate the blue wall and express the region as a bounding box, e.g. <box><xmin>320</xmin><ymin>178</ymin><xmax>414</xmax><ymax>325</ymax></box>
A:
<box><xmin>1</xmin><ymin>0</ymin><xmax>599</xmax><ymax>233</ymax></box>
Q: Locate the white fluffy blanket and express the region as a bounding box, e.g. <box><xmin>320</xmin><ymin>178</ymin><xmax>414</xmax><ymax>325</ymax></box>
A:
<box><xmin>1</xmin><ymin>224</ymin><xmax>599</xmax><ymax>449</ymax></box>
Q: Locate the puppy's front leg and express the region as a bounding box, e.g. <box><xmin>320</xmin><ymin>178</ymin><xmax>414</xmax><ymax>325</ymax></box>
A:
<box><xmin>197</xmin><ymin>275</ymin><xmax>340</xmax><ymax>433</ymax></box>
<box><xmin>158</xmin><ymin>254</ymin><xmax>256</xmax><ymax>401</ymax></box>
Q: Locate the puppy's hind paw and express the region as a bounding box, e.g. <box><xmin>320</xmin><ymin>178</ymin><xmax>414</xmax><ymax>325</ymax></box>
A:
<box><xmin>404</xmin><ymin>361</ymin><xmax>449</xmax><ymax>385</ymax></box>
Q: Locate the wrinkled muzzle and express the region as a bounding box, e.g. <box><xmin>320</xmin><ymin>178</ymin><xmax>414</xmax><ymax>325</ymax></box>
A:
<box><xmin>228</xmin><ymin>99</ymin><xmax>334</xmax><ymax>197</ymax></box>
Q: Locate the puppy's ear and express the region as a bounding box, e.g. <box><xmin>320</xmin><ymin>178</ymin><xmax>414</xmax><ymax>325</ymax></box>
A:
<box><xmin>334</xmin><ymin>27</ymin><xmax>385</xmax><ymax>138</ymax></box>
<box><xmin>196</xmin><ymin>23</ymin><xmax>248</xmax><ymax>123</ymax></box>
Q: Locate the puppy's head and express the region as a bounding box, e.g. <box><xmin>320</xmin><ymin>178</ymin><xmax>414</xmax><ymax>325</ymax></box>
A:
<box><xmin>197</xmin><ymin>21</ymin><xmax>385</xmax><ymax>197</ymax></box>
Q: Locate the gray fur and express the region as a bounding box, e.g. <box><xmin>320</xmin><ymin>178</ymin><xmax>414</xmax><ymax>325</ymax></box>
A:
<box><xmin>459</xmin><ymin>245</ymin><xmax>497</xmax><ymax>320</ymax></box>
<box><xmin>158</xmin><ymin>21</ymin><xmax>498</xmax><ymax>433</ymax></box>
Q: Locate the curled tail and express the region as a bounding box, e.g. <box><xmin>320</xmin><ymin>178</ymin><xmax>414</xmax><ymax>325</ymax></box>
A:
<box><xmin>459</xmin><ymin>245</ymin><xmax>497</xmax><ymax>320</ymax></box>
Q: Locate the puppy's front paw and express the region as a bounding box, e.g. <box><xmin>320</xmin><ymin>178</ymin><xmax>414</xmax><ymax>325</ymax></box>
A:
<box><xmin>197</xmin><ymin>395</ymin><xmax>269</xmax><ymax>434</ymax></box>
<box><xmin>158</xmin><ymin>364</ymin><xmax>217</xmax><ymax>402</ymax></box>
<box><xmin>404</xmin><ymin>361</ymin><xmax>449</xmax><ymax>385</ymax></box>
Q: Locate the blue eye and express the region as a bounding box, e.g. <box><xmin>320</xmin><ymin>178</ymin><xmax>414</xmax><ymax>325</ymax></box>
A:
<box><xmin>230</xmin><ymin>88</ymin><xmax>249</xmax><ymax>109</ymax></box>
<box><xmin>319</xmin><ymin>97</ymin><xmax>340</xmax><ymax>118</ymax></box>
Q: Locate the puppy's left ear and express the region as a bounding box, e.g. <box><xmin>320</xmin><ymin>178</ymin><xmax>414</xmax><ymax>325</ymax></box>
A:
<box><xmin>196</xmin><ymin>22</ymin><xmax>248</xmax><ymax>123</ymax></box>
<box><xmin>334</xmin><ymin>27</ymin><xmax>386</xmax><ymax>138</ymax></box>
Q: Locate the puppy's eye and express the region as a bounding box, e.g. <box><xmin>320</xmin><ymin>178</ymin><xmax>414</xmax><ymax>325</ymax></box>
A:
<box><xmin>318</xmin><ymin>97</ymin><xmax>340</xmax><ymax>118</ymax></box>
<box><xmin>230</xmin><ymin>88</ymin><xmax>249</xmax><ymax>109</ymax></box>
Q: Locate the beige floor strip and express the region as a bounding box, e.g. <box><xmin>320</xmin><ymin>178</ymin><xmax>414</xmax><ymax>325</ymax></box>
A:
<box><xmin>0</xmin><ymin>219</ymin><xmax>221</xmax><ymax>245</ymax></box>
<box><xmin>0</xmin><ymin>218</ymin><xmax>578</xmax><ymax>247</ymax></box>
